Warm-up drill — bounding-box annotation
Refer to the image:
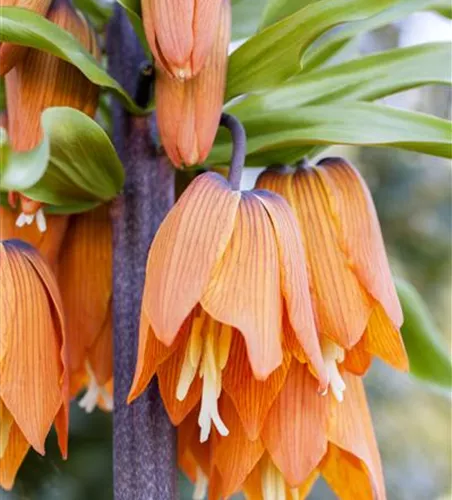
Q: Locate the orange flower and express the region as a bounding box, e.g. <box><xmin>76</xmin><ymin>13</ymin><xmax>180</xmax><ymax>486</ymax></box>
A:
<box><xmin>5</xmin><ymin>0</ymin><xmax>100</xmax><ymax>230</ymax></box>
<box><xmin>0</xmin><ymin>206</ymin><xmax>68</xmax><ymax>269</ymax></box>
<box><xmin>155</xmin><ymin>0</ymin><xmax>230</xmax><ymax>167</ymax></box>
<box><xmin>0</xmin><ymin>239</ymin><xmax>69</xmax><ymax>490</ymax></box>
<box><xmin>128</xmin><ymin>171</ymin><xmax>327</xmax><ymax>443</ymax></box>
<box><xmin>179</xmin><ymin>366</ymin><xmax>385</xmax><ymax>500</ymax></box>
<box><xmin>0</xmin><ymin>0</ymin><xmax>53</xmax><ymax>75</ymax></box>
<box><xmin>57</xmin><ymin>205</ymin><xmax>113</xmax><ymax>413</ymax></box>
<box><xmin>256</xmin><ymin>158</ymin><xmax>408</xmax><ymax>401</ymax></box>
<box><xmin>141</xmin><ymin>0</ymin><xmax>224</xmax><ymax>80</ymax></box>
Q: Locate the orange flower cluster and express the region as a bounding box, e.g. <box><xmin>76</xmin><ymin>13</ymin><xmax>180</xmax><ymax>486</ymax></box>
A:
<box><xmin>2</xmin><ymin>0</ymin><xmax>100</xmax><ymax>230</ymax></box>
<box><xmin>130</xmin><ymin>158</ymin><xmax>408</xmax><ymax>499</ymax></box>
<box><xmin>142</xmin><ymin>0</ymin><xmax>231</xmax><ymax>167</ymax></box>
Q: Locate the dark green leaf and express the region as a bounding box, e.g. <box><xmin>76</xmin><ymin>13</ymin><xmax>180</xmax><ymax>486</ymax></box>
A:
<box><xmin>260</xmin><ymin>0</ymin><xmax>320</xmax><ymax>29</ymax></box>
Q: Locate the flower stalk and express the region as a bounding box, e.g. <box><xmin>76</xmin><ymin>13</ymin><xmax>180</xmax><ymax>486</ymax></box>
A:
<box><xmin>220</xmin><ymin>113</ymin><xmax>247</xmax><ymax>191</ymax></box>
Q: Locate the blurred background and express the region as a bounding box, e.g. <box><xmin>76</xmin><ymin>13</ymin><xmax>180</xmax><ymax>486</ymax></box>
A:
<box><xmin>1</xmin><ymin>9</ymin><xmax>451</xmax><ymax>500</ymax></box>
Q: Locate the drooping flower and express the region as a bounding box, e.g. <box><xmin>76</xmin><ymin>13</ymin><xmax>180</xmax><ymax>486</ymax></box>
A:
<box><xmin>179</xmin><ymin>366</ymin><xmax>386</xmax><ymax>500</ymax></box>
<box><xmin>141</xmin><ymin>0</ymin><xmax>224</xmax><ymax>80</ymax></box>
<box><xmin>256</xmin><ymin>158</ymin><xmax>408</xmax><ymax>401</ymax></box>
<box><xmin>0</xmin><ymin>0</ymin><xmax>53</xmax><ymax>75</ymax></box>
<box><xmin>0</xmin><ymin>239</ymin><xmax>69</xmax><ymax>490</ymax></box>
<box><xmin>128</xmin><ymin>171</ymin><xmax>327</xmax><ymax>443</ymax></box>
<box><xmin>4</xmin><ymin>0</ymin><xmax>100</xmax><ymax>230</ymax></box>
<box><xmin>155</xmin><ymin>0</ymin><xmax>230</xmax><ymax>167</ymax></box>
<box><xmin>0</xmin><ymin>206</ymin><xmax>68</xmax><ymax>269</ymax></box>
<box><xmin>57</xmin><ymin>205</ymin><xmax>113</xmax><ymax>413</ymax></box>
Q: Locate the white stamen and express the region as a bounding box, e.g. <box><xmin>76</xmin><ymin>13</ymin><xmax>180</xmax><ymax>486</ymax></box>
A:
<box><xmin>24</xmin><ymin>214</ymin><xmax>34</xmax><ymax>225</ymax></box>
<box><xmin>192</xmin><ymin>467</ymin><xmax>208</xmax><ymax>500</ymax></box>
<box><xmin>262</xmin><ymin>456</ymin><xmax>287</xmax><ymax>500</ymax></box>
<box><xmin>15</xmin><ymin>212</ymin><xmax>28</xmax><ymax>228</ymax></box>
<box><xmin>35</xmin><ymin>208</ymin><xmax>47</xmax><ymax>233</ymax></box>
<box><xmin>78</xmin><ymin>362</ymin><xmax>113</xmax><ymax>413</ymax></box>
<box><xmin>321</xmin><ymin>338</ymin><xmax>346</xmax><ymax>403</ymax></box>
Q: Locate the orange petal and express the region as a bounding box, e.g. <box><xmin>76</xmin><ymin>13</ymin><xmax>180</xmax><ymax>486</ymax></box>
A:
<box><xmin>143</xmin><ymin>172</ymin><xmax>240</xmax><ymax>346</ymax></box>
<box><xmin>291</xmin><ymin>167</ymin><xmax>373</xmax><ymax>349</ymax></box>
<box><xmin>295</xmin><ymin>469</ymin><xmax>320</xmax><ymax>499</ymax></box>
<box><xmin>243</xmin><ymin>462</ymin><xmax>264</xmax><ymax>499</ymax></box>
<box><xmin>327</xmin><ymin>372</ymin><xmax>386</xmax><ymax>500</ymax></box>
<box><xmin>222</xmin><ymin>333</ymin><xmax>290</xmax><ymax>441</ymax></box>
<box><xmin>127</xmin><ymin>311</ymin><xmax>182</xmax><ymax>403</ymax></box>
<box><xmin>343</xmin><ymin>337</ymin><xmax>372</xmax><ymax>376</ymax></box>
<box><xmin>0</xmin><ymin>422</ymin><xmax>30</xmax><ymax>491</ymax></box>
<box><xmin>364</xmin><ymin>304</ymin><xmax>408</xmax><ymax>371</ymax></box>
<box><xmin>87</xmin><ymin>305</ymin><xmax>113</xmax><ymax>386</ymax></box>
<box><xmin>317</xmin><ymin>158</ymin><xmax>403</xmax><ymax>328</ymax></box>
<box><xmin>58</xmin><ymin>206</ymin><xmax>112</xmax><ymax>378</ymax></box>
<box><xmin>0</xmin><ymin>207</ymin><xmax>68</xmax><ymax>268</ymax></box>
<box><xmin>213</xmin><ymin>394</ymin><xmax>265</xmax><ymax>498</ymax></box>
<box><xmin>0</xmin><ymin>243</ymin><xmax>63</xmax><ymax>454</ymax></box>
<box><xmin>262</xmin><ymin>360</ymin><xmax>328</xmax><ymax>487</ymax></box>
<box><xmin>0</xmin><ymin>244</ymin><xmax>15</xmax><ymax>363</ymax></box>
<box><xmin>202</xmin><ymin>192</ymin><xmax>283</xmax><ymax>379</ymax></box>
<box><xmin>254</xmin><ymin>189</ymin><xmax>327</xmax><ymax>387</ymax></box>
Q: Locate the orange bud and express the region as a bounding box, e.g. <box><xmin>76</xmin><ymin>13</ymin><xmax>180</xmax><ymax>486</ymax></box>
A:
<box><xmin>0</xmin><ymin>0</ymin><xmax>53</xmax><ymax>76</ymax></box>
<box><xmin>142</xmin><ymin>0</ymin><xmax>224</xmax><ymax>80</ymax></box>
<box><xmin>155</xmin><ymin>0</ymin><xmax>230</xmax><ymax>167</ymax></box>
<box><xmin>0</xmin><ymin>240</ymin><xmax>69</xmax><ymax>490</ymax></box>
<box><xmin>4</xmin><ymin>0</ymin><xmax>100</xmax><ymax>222</ymax></box>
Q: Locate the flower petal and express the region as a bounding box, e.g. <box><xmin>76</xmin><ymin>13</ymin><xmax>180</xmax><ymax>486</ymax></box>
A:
<box><xmin>291</xmin><ymin>167</ymin><xmax>373</xmax><ymax>349</ymax></box>
<box><xmin>144</xmin><ymin>172</ymin><xmax>240</xmax><ymax>346</ymax></box>
<box><xmin>58</xmin><ymin>206</ymin><xmax>112</xmax><ymax>378</ymax></box>
<box><xmin>0</xmin><ymin>244</ymin><xmax>63</xmax><ymax>454</ymax></box>
<box><xmin>316</xmin><ymin>158</ymin><xmax>403</xmax><ymax>327</ymax></box>
<box><xmin>262</xmin><ymin>361</ymin><xmax>328</xmax><ymax>487</ymax></box>
<box><xmin>202</xmin><ymin>192</ymin><xmax>283</xmax><ymax>379</ymax></box>
<box><xmin>254</xmin><ymin>189</ymin><xmax>327</xmax><ymax>387</ymax></box>
<box><xmin>343</xmin><ymin>337</ymin><xmax>372</xmax><ymax>376</ymax></box>
<box><xmin>0</xmin><ymin>422</ymin><xmax>30</xmax><ymax>491</ymax></box>
<box><xmin>327</xmin><ymin>371</ymin><xmax>386</xmax><ymax>500</ymax></box>
<box><xmin>222</xmin><ymin>333</ymin><xmax>291</xmax><ymax>441</ymax></box>
<box><xmin>213</xmin><ymin>394</ymin><xmax>265</xmax><ymax>498</ymax></box>
<box><xmin>87</xmin><ymin>306</ymin><xmax>113</xmax><ymax>386</ymax></box>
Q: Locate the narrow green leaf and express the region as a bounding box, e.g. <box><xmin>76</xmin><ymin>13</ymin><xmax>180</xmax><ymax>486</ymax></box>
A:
<box><xmin>229</xmin><ymin>43</ymin><xmax>452</xmax><ymax>117</ymax></box>
<box><xmin>231</xmin><ymin>0</ymin><xmax>267</xmax><ymax>40</ymax></box>
<box><xmin>0</xmin><ymin>7</ymin><xmax>146</xmax><ymax>114</ymax></box>
<box><xmin>210</xmin><ymin>102</ymin><xmax>452</xmax><ymax>165</ymax></box>
<box><xmin>227</xmin><ymin>0</ymin><xmax>405</xmax><ymax>98</ymax></box>
<box><xmin>73</xmin><ymin>0</ymin><xmax>112</xmax><ymax>28</ymax></box>
<box><xmin>260</xmin><ymin>0</ymin><xmax>320</xmax><ymax>29</ymax></box>
<box><xmin>116</xmin><ymin>0</ymin><xmax>153</xmax><ymax>59</ymax></box>
<box><xmin>0</xmin><ymin>107</ymin><xmax>124</xmax><ymax>214</ymax></box>
<box><xmin>396</xmin><ymin>278</ymin><xmax>452</xmax><ymax>388</ymax></box>
<box><xmin>303</xmin><ymin>0</ymin><xmax>452</xmax><ymax>71</ymax></box>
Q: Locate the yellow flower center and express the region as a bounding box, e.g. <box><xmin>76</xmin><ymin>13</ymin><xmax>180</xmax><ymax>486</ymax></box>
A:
<box><xmin>0</xmin><ymin>399</ymin><xmax>14</xmax><ymax>459</ymax></box>
<box><xmin>321</xmin><ymin>337</ymin><xmax>346</xmax><ymax>402</ymax></box>
<box><xmin>176</xmin><ymin>310</ymin><xmax>232</xmax><ymax>442</ymax></box>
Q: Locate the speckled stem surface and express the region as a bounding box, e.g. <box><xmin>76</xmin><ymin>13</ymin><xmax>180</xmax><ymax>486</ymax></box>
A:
<box><xmin>107</xmin><ymin>6</ymin><xmax>177</xmax><ymax>500</ymax></box>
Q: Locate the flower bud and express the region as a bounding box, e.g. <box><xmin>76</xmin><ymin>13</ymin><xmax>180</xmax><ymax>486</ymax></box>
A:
<box><xmin>142</xmin><ymin>0</ymin><xmax>223</xmax><ymax>80</ymax></box>
<box><xmin>0</xmin><ymin>0</ymin><xmax>53</xmax><ymax>76</ymax></box>
<box><xmin>155</xmin><ymin>0</ymin><xmax>230</xmax><ymax>167</ymax></box>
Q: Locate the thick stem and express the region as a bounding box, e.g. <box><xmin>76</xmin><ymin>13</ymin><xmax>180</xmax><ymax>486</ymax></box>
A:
<box><xmin>107</xmin><ymin>7</ymin><xmax>177</xmax><ymax>500</ymax></box>
<box><xmin>220</xmin><ymin>113</ymin><xmax>246</xmax><ymax>191</ymax></box>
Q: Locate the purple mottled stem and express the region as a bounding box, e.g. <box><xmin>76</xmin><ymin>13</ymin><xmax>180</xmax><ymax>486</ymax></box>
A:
<box><xmin>107</xmin><ymin>6</ymin><xmax>177</xmax><ymax>500</ymax></box>
<box><xmin>220</xmin><ymin>113</ymin><xmax>246</xmax><ymax>191</ymax></box>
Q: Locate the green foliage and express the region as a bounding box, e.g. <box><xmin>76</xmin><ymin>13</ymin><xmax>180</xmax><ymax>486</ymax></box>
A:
<box><xmin>72</xmin><ymin>0</ymin><xmax>112</xmax><ymax>29</ymax></box>
<box><xmin>260</xmin><ymin>0</ymin><xmax>320</xmax><ymax>29</ymax></box>
<box><xmin>0</xmin><ymin>6</ymin><xmax>148</xmax><ymax>114</ymax></box>
<box><xmin>396</xmin><ymin>278</ymin><xmax>452</xmax><ymax>389</ymax></box>
<box><xmin>116</xmin><ymin>0</ymin><xmax>152</xmax><ymax>59</ymax></box>
<box><xmin>0</xmin><ymin>107</ymin><xmax>124</xmax><ymax>213</ymax></box>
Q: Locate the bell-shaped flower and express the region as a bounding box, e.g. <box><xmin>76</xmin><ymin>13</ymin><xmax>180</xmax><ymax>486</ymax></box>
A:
<box><xmin>5</xmin><ymin>0</ymin><xmax>100</xmax><ymax>230</ymax></box>
<box><xmin>0</xmin><ymin>0</ymin><xmax>53</xmax><ymax>75</ymax></box>
<box><xmin>141</xmin><ymin>0</ymin><xmax>224</xmax><ymax>80</ymax></box>
<box><xmin>179</xmin><ymin>365</ymin><xmax>386</xmax><ymax>500</ymax></box>
<box><xmin>57</xmin><ymin>206</ymin><xmax>113</xmax><ymax>413</ymax></box>
<box><xmin>128</xmin><ymin>171</ymin><xmax>327</xmax><ymax>443</ymax></box>
<box><xmin>0</xmin><ymin>240</ymin><xmax>69</xmax><ymax>490</ymax></box>
<box><xmin>256</xmin><ymin>158</ymin><xmax>408</xmax><ymax>402</ymax></box>
<box><xmin>155</xmin><ymin>0</ymin><xmax>230</xmax><ymax>167</ymax></box>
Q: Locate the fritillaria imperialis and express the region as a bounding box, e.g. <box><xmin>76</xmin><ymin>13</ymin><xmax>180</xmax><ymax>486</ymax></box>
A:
<box><xmin>0</xmin><ymin>240</ymin><xmax>69</xmax><ymax>490</ymax></box>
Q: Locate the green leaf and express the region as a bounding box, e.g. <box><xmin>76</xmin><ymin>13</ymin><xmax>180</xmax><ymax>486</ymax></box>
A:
<box><xmin>303</xmin><ymin>0</ymin><xmax>452</xmax><ymax>71</ymax></box>
<box><xmin>260</xmin><ymin>0</ymin><xmax>320</xmax><ymax>29</ymax></box>
<box><xmin>0</xmin><ymin>107</ymin><xmax>124</xmax><ymax>214</ymax></box>
<box><xmin>210</xmin><ymin>102</ymin><xmax>452</xmax><ymax>165</ymax></box>
<box><xmin>73</xmin><ymin>0</ymin><xmax>113</xmax><ymax>29</ymax></box>
<box><xmin>0</xmin><ymin>7</ymin><xmax>146</xmax><ymax>114</ymax></box>
<box><xmin>231</xmin><ymin>0</ymin><xmax>268</xmax><ymax>40</ymax></box>
<box><xmin>396</xmin><ymin>278</ymin><xmax>452</xmax><ymax>388</ymax></box>
<box><xmin>116</xmin><ymin>0</ymin><xmax>153</xmax><ymax>60</ymax></box>
<box><xmin>226</xmin><ymin>0</ymin><xmax>409</xmax><ymax>98</ymax></box>
<box><xmin>228</xmin><ymin>43</ymin><xmax>452</xmax><ymax>117</ymax></box>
